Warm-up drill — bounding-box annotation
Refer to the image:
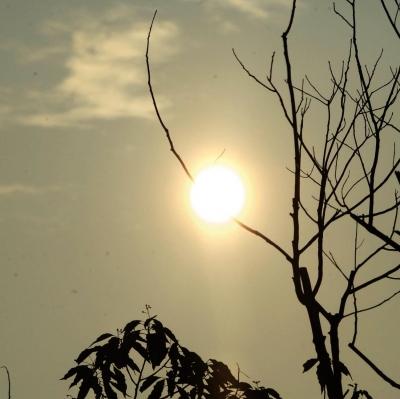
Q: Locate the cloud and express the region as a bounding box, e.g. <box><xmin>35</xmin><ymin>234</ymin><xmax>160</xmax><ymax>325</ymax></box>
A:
<box><xmin>0</xmin><ymin>184</ymin><xmax>63</xmax><ymax>195</ymax></box>
<box><xmin>180</xmin><ymin>0</ymin><xmax>296</xmax><ymax>34</ymax></box>
<box><xmin>5</xmin><ymin>4</ymin><xmax>179</xmax><ymax>127</ymax></box>
<box><xmin>203</xmin><ymin>0</ymin><xmax>294</xmax><ymax>22</ymax></box>
<box><xmin>221</xmin><ymin>0</ymin><xmax>270</xmax><ymax>19</ymax></box>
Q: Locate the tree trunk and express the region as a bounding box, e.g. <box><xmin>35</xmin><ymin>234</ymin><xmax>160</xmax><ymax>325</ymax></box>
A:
<box><xmin>300</xmin><ymin>268</ymin><xmax>343</xmax><ymax>398</ymax></box>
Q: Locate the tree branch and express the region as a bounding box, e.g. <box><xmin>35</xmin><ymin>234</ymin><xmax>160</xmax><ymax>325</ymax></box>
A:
<box><xmin>350</xmin><ymin>263</ymin><xmax>400</xmax><ymax>294</ymax></box>
<box><xmin>231</xmin><ymin>217</ymin><xmax>292</xmax><ymax>262</ymax></box>
<box><xmin>344</xmin><ymin>288</ymin><xmax>400</xmax><ymax>317</ymax></box>
<box><xmin>380</xmin><ymin>0</ymin><xmax>400</xmax><ymax>39</ymax></box>
<box><xmin>146</xmin><ymin>10</ymin><xmax>194</xmax><ymax>183</ymax></box>
<box><xmin>1</xmin><ymin>366</ymin><xmax>11</xmax><ymax>399</ymax></box>
<box><xmin>349</xmin><ymin>213</ymin><xmax>400</xmax><ymax>251</ymax></box>
<box><xmin>348</xmin><ymin>343</ymin><xmax>400</xmax><ymax>390</ymax></box>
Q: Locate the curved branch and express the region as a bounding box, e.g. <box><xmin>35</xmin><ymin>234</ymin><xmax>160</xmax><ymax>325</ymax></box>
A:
<box><xmin>146</xmin><ymin>11</ymin><xmax>194</xmax><ymax>183</ymax></box>
<box><xmin>231</xmin><ymin>217</ymin><xmax>292</xmax><ymax>262</ymax></box>
<box><xmin>350</xmin><ymin>263</ymin><xmax>400</xmax><ymax>294</ymax></box>
<box><xmin>380</xmin><ymin>0</ymin><xmax>400</xmax><ymax>40</ymax></box>
<box><xmin>147</xmin><ymin>12</ymin><xmax>293</xmax><ymax>268</ymax></box>
<box><xmin>232</xmin><ymin>49</ymin><xmax>294</xmax><ymax>127</ymax></box>
<box><xmin>344</xmin><ymin>288</ymin><xmax>400</xmax><ymax>317</ymax></box>
<box><xmin>350</xmin><ymin>213</ymin><xmax>400</xmax><ymax>251</ymax></box>
<box><xmin>348</xmin><ymin>343</ymin><xmax>400</xmax><ymax>390</ymax></box>
<box><xmin>1</xmin><ymin>366</ymin><xmax>11</xmax><ymax>399</ymax></box>
<box><xmin>232</xmin><ymin>49</ymin><xmax>274</xmax><ymax>92</ymax></box>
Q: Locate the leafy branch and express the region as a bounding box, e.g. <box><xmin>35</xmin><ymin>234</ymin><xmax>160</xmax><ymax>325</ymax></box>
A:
<box><xmin>62</xmin><ymin>308</ymin><xmax>282</xmax><ymax>399</ymax></box>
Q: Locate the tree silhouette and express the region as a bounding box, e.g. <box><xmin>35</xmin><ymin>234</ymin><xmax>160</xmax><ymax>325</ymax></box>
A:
<box><xmin>62</xmin><ymin>1</ymin><xmax>400</xmax><ymax>398</ymax></box>
<box><xmin>62</xmin><ymin>305</ymin><xmax>282</xmax><ymax>399</ymax></box>
<box><xmin>143</xmin><ymin>1</ymin><xmax>400</xmax><ymax>398</ymax></box>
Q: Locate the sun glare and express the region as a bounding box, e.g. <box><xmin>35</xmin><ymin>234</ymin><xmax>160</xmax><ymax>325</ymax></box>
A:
<box><xmin>190</xmin><ymin>165</ymin><xmax>245</xmax><ymax>223</ymax></box>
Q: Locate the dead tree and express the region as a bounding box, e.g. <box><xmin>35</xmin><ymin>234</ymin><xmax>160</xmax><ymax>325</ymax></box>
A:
<box><xmin>146</xmin><ymin>1</ymin><xmax>400</xmax><ymax>398</ymax></box>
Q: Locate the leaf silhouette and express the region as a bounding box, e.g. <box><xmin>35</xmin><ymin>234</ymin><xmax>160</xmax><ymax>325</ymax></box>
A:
<box><xmin>361</xmin><ymin>390</ymin><xmax>373</xmax><ymax>399</ymax></box>
<box><xmin>395</xmin><ymin>170</ymin><xmax>400</xmax><ymax>185</ymax></box>
<box><xmin>189</xmin><ymin>387</ymin><xmax>197</xmax><ymax>399</ymax></box>
<box><xmin>132</xmin><ymin>341</ymin><xmax>148</xmax><ymax>360</ymax></box>
<box><xmin>148</xmin><ymin>330</ymin><xmax>168</xmax><ymax>368</ymax></box>
<box><xmin>169</xmin><ymin>342</ymin><xmax>180</xmax><ymax>370</ymax></box>
<box><xmin>89</xmin><ymin>333</ymin><xmax>114</xmax><ymax>347</ymax></box>
<box><xmin>264</xmin><ymin>388</ymin><xmax>283</xmax><ymax>399</ymax></box>
<box><xmin>124</xmin><ymin>320</ymin><xmax>141</xmax><ymax>334</ymax></box>
<box><xmin>104</xmin><ymin>384</ymin><xmax>118</xmax><ymax>399</ymax></box>
<box><xmin>140</xmin><ymin>375</ymin><xmax>161</xmax><ymax>393</ymax></box>
<box><xmin>94</xmin><ymin>346</ymin><xmax>106</xmax><ymax>369</ymax></box>
<box><xmin>61</xmin><ymin>366</ymin><xmax>82</xmax><ymax>380</ymax></box>
<box><xmin>302</xmin><ymin>358</ymin><xmax>318</xmax><ymax>373</ymax></box>
<box><xmin>126</xmin><ymin>357</ymin><xmax>140</xmax><ymax>373</ymax></box>
<box><xmin>111</xmin><ymin>366</ymin><xmax>128</xmax><ymax>397</ymax></box>
<box><xmin>123</xmin><ymin>330</ymin><xmax>145</xmax><ymax>350</ymax></box>
<box><xmin>339</xmin><ymin>362</ymin><xmax>352</xmax><ymax>379</ymax></box>
<box><xmin>113</xmin><ymin>347</ymin><xmax>129</xmax><ymax>370</ymax></box>
<box><xmin>177</xmin><ymin>386</ymin><xmax>190</xmax><ymax>399</ymax></box>
<box><xmin>144</xmin><ymin>316</ymin><xmax>157</xmax><ymax>328</ymax></box>
<box><xmin>100</xmin><ymin>337</ymin><xmax>120</xmax><ymax>365</ymax></box>
<box><xmin>77</xmin><ymin>380</ymin><xmax>91</xmax><ymax>399</ymax></box>
<box><xmin>102</xmin><ymin>366</ymin><xmax>118</xmax><ymax>399</ymax></box>
<box><xmin>209</xmin><ymin>360</ymin><xmax>235</xmax><ymax>384</ymax></box>
<box><xmin>65</xmin><ymin>366</ymin><xmax>92</xmax><ymax>389</ymax></box>
<box><xmin>237</xmin><ymin>382</ymin><xmax>252</xmax><ymax>391</ymax></box>
<box><xmin>166</xmin><ymin>370</ymin><xmax>176</xmax><ymax>397</ymax></box>
<box><xmin>91</xmin><ymin>377</ymin><xmax>103</xmax><ymax>399</ymax></box>
<box><xmin>75</xmin><ymin>346</ymin><xmax>101</xmax><ymax>365</ymax></box>
<box><xmin>164</xmin><ymin>327</ymin><xmax>178</xmax><ymax>343</ymax></box>
<box><xmin>316</xmin><ymin>363</ymin><xmax>326</xmax><ymax>393</ymax></box>
<box><xmin>148</xmin><ymin>379</ymin><xmax>165</xmax><ymax>399</ymax></box>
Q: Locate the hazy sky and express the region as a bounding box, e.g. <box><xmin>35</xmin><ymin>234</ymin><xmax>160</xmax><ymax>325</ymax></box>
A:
<box><xmin>1</xmin><ymin>1</ymin><xmax>399</xmax><ymax>398</ymax></box>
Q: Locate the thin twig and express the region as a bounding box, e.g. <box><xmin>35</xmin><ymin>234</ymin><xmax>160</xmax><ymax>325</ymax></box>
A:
<box><xmin>323</xmin><ymin>250</ymin><xmax>348</xmax><ymax>280</ymax></box>
<box><xmin>1</xmin><ymin>366</ymin><xmax>11</xmax><ymax>399</ymax></box>
<box><xmin>344</xmin><ymin>289</ymin><xmax>400</xmax><ymax>317</ymax></box>
<box><xmin>350</xmin><ymin>263</ymin><xmax>400</xmax><ymax>294</ymax></box>
<box><xmin>213</xmin><ymin>149</ymin><xmax>226</xmax><ymax>166</ymax></box>
<box><xmin>232</xmin><ymin>49</ymin><xmax>274</xmax><ymax>92</ymax></box>
<box><xmin>380</xmin><ymin>0</ymin><xmax>400</xmax><ymax>39</ymax></box>
<box><xmin>146</xmin><ymin>11</ymin><xmax>194</xmax><ymax>183</ymax></box>
<box><xmin>231</xmin><ymin>217</ymin><xmax>293</xmax><ymax>262</ymax></box>
<box><xmin>348</xmin><ymin>343</ymin><xmax>400</xmax><ymax>389</ymax></box>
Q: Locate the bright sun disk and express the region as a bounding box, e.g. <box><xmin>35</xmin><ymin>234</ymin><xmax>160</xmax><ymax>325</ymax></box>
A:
<box><xmin>190</xmin><ymin>165</ymin><xmax>245</xmax><ymax>223</ymax></box>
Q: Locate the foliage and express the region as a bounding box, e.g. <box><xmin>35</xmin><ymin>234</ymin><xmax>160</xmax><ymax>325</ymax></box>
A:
<box><xmin>62</xmin><ymin>306</ymin><xmax>282</xmax><ymax>399</ymax></box>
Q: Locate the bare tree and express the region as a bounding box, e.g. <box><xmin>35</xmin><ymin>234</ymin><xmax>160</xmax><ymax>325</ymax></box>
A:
<box><xmin>146</xmin><ymin>1</ymin><xmax>400</xmax><ymax>398</ymax></box>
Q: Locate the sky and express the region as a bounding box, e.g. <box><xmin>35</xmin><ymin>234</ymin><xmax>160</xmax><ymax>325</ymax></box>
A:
<box><xmin>0</xmin><ymin>0</ymin><xmax>399</xmax><ymax>398</ymax></box>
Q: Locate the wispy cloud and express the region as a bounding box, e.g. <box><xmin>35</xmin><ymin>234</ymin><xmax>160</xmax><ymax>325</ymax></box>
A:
<box><xmin>220</xmin><ymin>0</ymin><xmax>270</xmax><ymax>19</ymax></box>
<box><xmin>5</xmin><ymin>4</ymin><xmax>179</xmax><ymax>127</ymax></box>
<box><xmin>0</xmin><ymin>184</ymin><xmax>63</xmax><ymax>195</ymax></box>
<box><xmin>205</xmin><ymin>0</ymin><xmax>293</xmax><ymax>21</ymax></box>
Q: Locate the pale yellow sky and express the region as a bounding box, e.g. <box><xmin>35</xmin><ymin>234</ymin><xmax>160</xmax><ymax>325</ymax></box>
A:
<box><xmin>0</xmin><ymin>1</ymin><xmax>399</xmax><ymax>398</ymax></box>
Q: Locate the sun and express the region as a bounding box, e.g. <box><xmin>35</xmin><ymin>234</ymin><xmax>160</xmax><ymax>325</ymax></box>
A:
<box><xmin>190</xmin><ymin>165</ymin><xmax>245</xmax><ymax>223</ymax></box>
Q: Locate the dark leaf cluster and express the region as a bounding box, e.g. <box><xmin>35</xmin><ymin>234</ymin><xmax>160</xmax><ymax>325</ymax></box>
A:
<box><xmin>303</xmin><ymin>358</ymin><xmax>353</xmax><ymax>394</ymax></box>
<box><xmin>62</xmin><ymin>314</ymin><xmax>281</xmax><ymax>399</ymax></box>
